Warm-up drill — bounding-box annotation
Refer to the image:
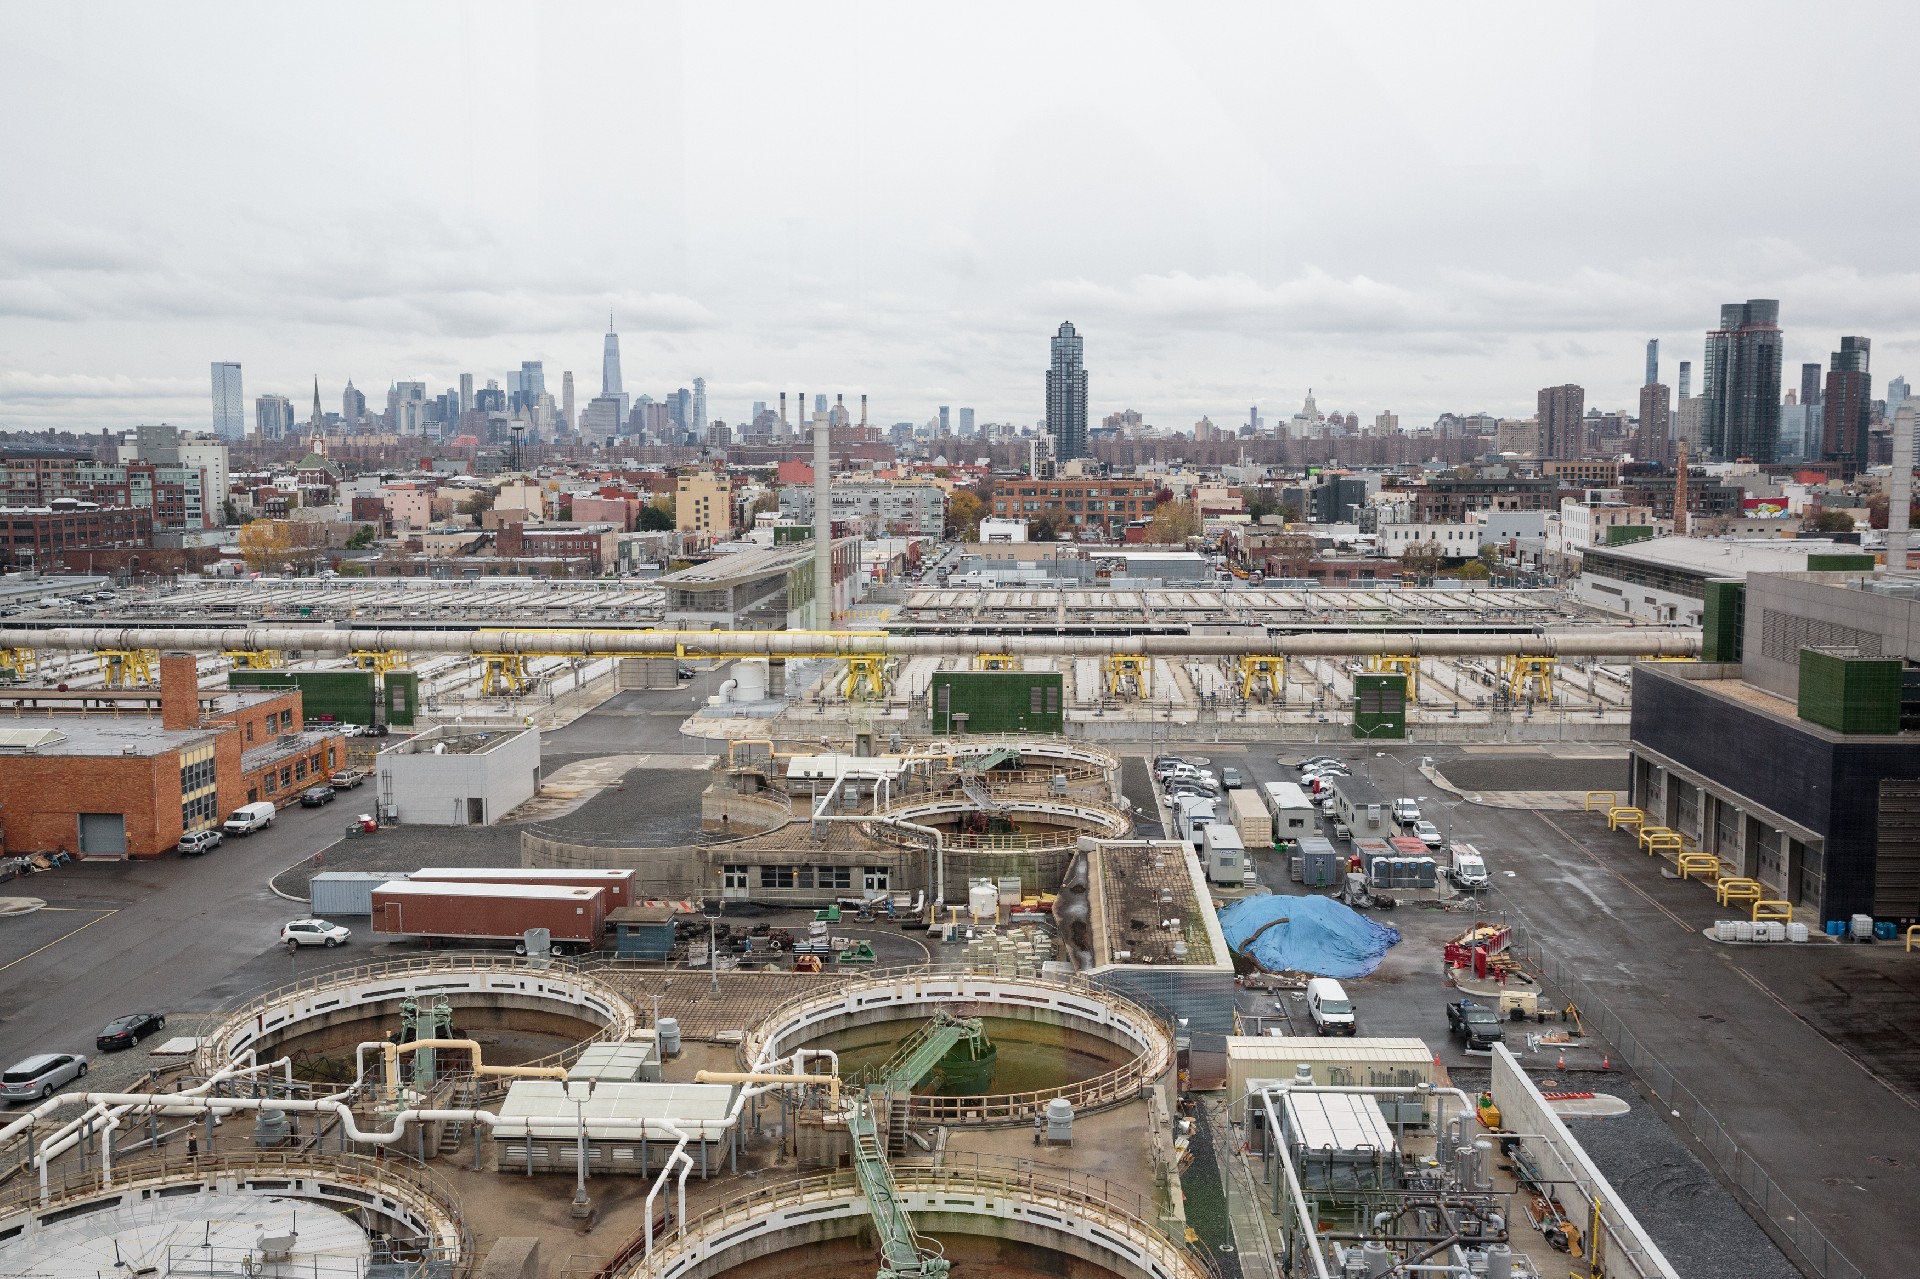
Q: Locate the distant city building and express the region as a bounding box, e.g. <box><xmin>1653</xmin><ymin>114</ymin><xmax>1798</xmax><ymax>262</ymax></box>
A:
<box><xmin>1677</xmin><ymin>360</ymin><xmax>1691</xmax><ymax>402</ymax></box>
<box><xmin>458</xmin><ymin>373</ymin><xmax>474</xmax><ymax>418</ymax></box>
<box><xmin>388</xmin><ymin>381</ymin><xmax>428</xmax><ymax>434</ymax></box>
<box><xmin>1636</xmin><ymin>383</ymin><xmax>1671</xmax><ymax>464</ymax></box>
<box><xmin>692</xmin><ymin>377</ymin><xmax>708</xmax><ymax>435</ymax></box>
<box><xmin>342</xmin><ymin>380</ymin><xmax>367</xmax><ymax>428</ymax></box>
<box><xmin>675</xmin><ymin>468</ymin><xmax>732</xmax><ymax>537</ymax></box>
<box><xmin>561</xmin><ymin>371</ymin><xmax>575</xmax><ymax>432</ymax></box>
<box><xmin>254</xmin><ymin>394</ymin><xmax>294</xmax><ymax>440</ymax></box>
<box><xmin>1373</xmin><ymin>411</ymin><xmax>1399</xmax><ymax>435</ymax></box>
<box><xmin>1700</xmin><ymin>299</ymin><xmax>1783</xmax><ymax>463</ymax></box>
<box><xmin>959</xmin><ymin>407</ymin><xmax>975</xmax><ymax>436</ymax></box>
<box><xmin>1537</xmin><ymin>383</ymin><xmax>1586</xmax><ymax>460</ymax></box>
<box><xmin>1645</xmin><ymin>338</ymin><xmax>1659</xmax><ymax>387</ymax></box>
<box><xmin>210</xmin><ymin>362</ymin><xmax>245</xmax><ymax>440</ymax></box>
<box><xmin>938</xmin><ymin>406</ymin><xmax>951</xmax><ymax>434</ymax></box>
<box><xmin>781</xmin><ymin>480</ymin><xmax>945</xmax><ymax>537</ymax></box>
<box><xmin>1822</xmin><ymin>336</ymin><xmax>1873</xmax><ymax>476</ymax></box>
<box><xmin>1045</xmin><ymin>321</ymin><xmax>1089</xmax><ymax>460</ymax></box>
<box><xmin>1888</xmin><ymin>375</ymin><xmax>1910</xmax><ymax>425</ymax></box>
<box><xmin>1800</xmin><ymin>362</ymin><xmax>1824</xmax><ymax>410</ymax></box>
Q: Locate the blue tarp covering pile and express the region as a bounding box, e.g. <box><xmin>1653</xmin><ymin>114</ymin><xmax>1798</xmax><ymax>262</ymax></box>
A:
<box><xmin>1216</xmin><ymin>894</ymin><xmax>1401</xmax><ymax>979</ymax></box>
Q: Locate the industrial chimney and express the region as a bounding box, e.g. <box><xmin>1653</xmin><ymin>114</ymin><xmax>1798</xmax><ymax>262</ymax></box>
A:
<box><xmin>779</xmin><ymin>391</ymin><xmax>787</xmax><ymax>434</ymax></box>
<box><xmin>813</xmin><ymin>408</ymin><xmax>832</xmax><ymax>627</ymax></box>
<box><xmin>860</xmin><ymin>393</ymin><xmax>867</xmax><ymax>427</ymax></box>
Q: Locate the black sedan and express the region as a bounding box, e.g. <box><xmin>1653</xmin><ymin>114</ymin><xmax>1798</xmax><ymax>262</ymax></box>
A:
<box><xmin>300</xmin><ymin>786</ymin><xmax>335</xmax><ymax>807</ymax></box>
<box><xmin>96</xmin><ymin>1012</ymin><xmax>167</xmax><ymax>1052</ymax></box>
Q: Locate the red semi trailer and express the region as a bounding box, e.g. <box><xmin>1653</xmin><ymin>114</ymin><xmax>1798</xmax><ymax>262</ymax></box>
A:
<box><xmin>370</xmin><ymin>881</ymin><xmax>607</xmax><ymax>954</ymax></box>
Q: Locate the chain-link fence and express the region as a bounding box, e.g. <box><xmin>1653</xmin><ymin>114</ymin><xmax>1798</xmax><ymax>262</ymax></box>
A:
<box><xmin>1511</xmin><ymin>933</ymin><xmax>1866</xmax><ymax>1279</ymax></box>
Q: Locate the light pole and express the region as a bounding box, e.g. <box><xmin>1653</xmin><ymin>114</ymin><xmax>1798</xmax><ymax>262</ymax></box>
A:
<box><xmin>703</xmin><ymin>897</ymin><xmax>723</xmax><ymax>994</ymax></box>
<box><xmin>567</xmin><ymin>1078</ymin><xmax>593</xmax><ymax>1218</ymax></box>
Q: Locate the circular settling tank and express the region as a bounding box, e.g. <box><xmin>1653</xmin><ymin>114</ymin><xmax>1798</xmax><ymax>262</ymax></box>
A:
<box><xmin>741</xmin><ymin>973</ymin><xmax>1172</xmax><ymax>1126</ymax></box>
<box><xmin>198</xmin><ymin>959</ymin><xmax>636</xmax><ymax>1085</ymax></box>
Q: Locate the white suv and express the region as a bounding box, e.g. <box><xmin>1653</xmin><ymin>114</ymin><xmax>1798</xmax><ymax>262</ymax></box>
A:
<box><xmin>280</xmin><ymin>918</ymin><xmax>350</xmax><ymax>948</ymax></box>
<box><xmin>1392</xmin><ymin>798</ymin><xmax>1421</xmax><ymax>826</ymax></box>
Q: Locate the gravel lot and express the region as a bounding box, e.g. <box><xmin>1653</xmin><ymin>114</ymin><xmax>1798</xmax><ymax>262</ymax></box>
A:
<box><xmin>1436</xmin><ymin>755</ymin><xmax>1629</xmax><ymax>794</ymax></box>
<box><xmin>1449</xmin><ymin>1066</ymin><xmax>1799</xmax><ymax>1279</ymax></box>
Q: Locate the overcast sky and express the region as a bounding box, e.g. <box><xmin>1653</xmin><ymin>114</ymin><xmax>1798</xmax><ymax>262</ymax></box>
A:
<box><xmin>4</xmin><ymin>1</ymin><xmax>1918</xmax><ymax>435</ymax></box>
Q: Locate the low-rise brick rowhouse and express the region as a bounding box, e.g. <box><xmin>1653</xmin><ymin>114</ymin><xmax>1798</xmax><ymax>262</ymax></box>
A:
<box><xmin>0</xmin><ymin>652</ymin><xmax>345</xmax><ymax>858</ymax></box>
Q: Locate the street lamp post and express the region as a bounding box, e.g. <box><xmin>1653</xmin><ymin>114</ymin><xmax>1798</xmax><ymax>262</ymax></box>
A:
<box><xmin>703</xmin><ymin>897</ymin><xmax>724</xmax><ymax>994</ymax></box>
<box><xmin>567</xmin><ymin>1078</ymin><xmax>593</xmax><ymax>1218</ymax></box>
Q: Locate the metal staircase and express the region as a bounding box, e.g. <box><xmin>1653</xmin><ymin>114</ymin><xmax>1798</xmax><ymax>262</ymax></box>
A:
<box><xmin>870</xmin><ymin>1011</ymin><xmax>987</xmax><ymax>1095</ymax></box>
<box><xmin>847</xmin><ymin>1091</ymin><xmax>949</xmax><ymax>1279</ymax></box>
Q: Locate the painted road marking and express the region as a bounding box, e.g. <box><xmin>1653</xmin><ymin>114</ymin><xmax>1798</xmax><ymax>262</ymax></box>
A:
<box><xmin>0</xmin><ymin>908</ymin><xmax>118</xmax><ymax>973</ymax></box>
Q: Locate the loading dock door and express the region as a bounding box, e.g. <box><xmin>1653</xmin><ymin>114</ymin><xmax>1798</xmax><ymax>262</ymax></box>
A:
<box><xmin>77</xmin><ymin>813</ymin><xmax>127</xmax><ymax>858</ymax></box>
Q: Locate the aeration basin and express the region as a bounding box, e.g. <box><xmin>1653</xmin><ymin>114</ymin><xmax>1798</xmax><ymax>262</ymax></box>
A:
<box><xmin>740</xmin><ymin>972</ymin><xmax>1172</xmax><ymax>1126</ymax></box>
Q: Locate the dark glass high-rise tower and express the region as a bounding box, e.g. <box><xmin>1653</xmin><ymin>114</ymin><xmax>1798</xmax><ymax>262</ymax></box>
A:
<box><xmin>1045</xmin><ymin>321</ymin><xmax>1088</xmax><ymax>460</ymax></box>
<box><xmin>1700</xmin><ymin>299</ymin><xmax>1783</xmax><ymax>462</ymax></box>
<box><xmin>1822</xmin><ymin>336</ymin><xmax>1873</xmax><ymax>476</ymax></box>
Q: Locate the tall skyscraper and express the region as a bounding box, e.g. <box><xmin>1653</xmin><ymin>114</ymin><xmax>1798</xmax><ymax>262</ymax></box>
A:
<box><xmin>1678</xmin><ymin>361</ymin><xmax>1691</xmax><ymax>402</ymax></box>
<box><xmin>561</xmin><ymin>371</ymin><xmax>575</xmax><ymax>432</ymax></box>
<box><xmin>210</xmin><ymin>362</ymin><xmax>245</xmax><ymax>440</ymax></box>
<box><xmin>254</xmin><ymin>394</ymin><xmax>293</xmax><ymax>439</ymax></box>
<box><xmin>1890</xmin><ymin>375</ymin><xmax>1911</xmax><ymax>424</ymax></box>
<box><xmin>1644</xmin><ymin>339</ymin><xmax>1659</xmax><ymax>387</ymax></box>
<box><xmin>938</xmin><ymin>406</ymin><xmax>951</xmax><ymax>434</ymax></box>
<box><xmin>458</xmin><ymin>373</ymin><xmax>474</xmax><ymax>417</ymax></box>
<box><xmin>1637</xmin><ymin>383</ymin><xmax>1672</xmax><ymax>464</ymax></box>
<box><xmin>342</xmin><ymin>380</ymin><xmax>366</xmax><ymax>428</ymax></box>
<box><xmin>602</xmin><ymin>317</ymin><xmax>623</xmax><ymax>397</ymax></box>
<box><xmin>1537</xmin><ymin>383</ymin><xmax>1586</xmax><ymax>460</ymax></box>
<box><xmin>1800</xmin><ymin>362</ymin><xmax>1824</xmax><ymax>409</ymax></box>
<box><xmin>519</xmin><ymin>361</ymin><xmax>545</xmax><ymax>407</ymax></box>
<box><xmin>692</xmin><ymin>378</ymin><xmax>708</xmax><ymax>434</ymax></box>
<box><xmin>1822</xmin><ymin>336</ymin><xmax>1873</xmax><ymax>475</ymax></box>
<box><xmin>814</xmin><ymin>394</ymin><xmax>828</xmax><ymax>415</ymax></box>
<box><xmin>1700</xmin><ymin>299</ymin><xmax>1783</xmax><ymax>462</ymax></box>
<box><xmin>959</xmin><ymin>407</ymin><xmax>975</xmax><ymax>436</ymax></box>
<box><xmin>1045</xmin><ymin>321</ymin><xmax>1089</xmax><ymax>460</ymax></box>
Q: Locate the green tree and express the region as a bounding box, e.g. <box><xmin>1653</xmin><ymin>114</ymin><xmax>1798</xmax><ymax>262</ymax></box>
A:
<box><xmin>638</xmin><ymin>499</ymin><xmax>674</xmax><ymax>532</ymax></box>
<box><xmin>1146</xmin><ymin>499</ymin><xmax>1201</xmax><ymax>543</ymax></box>
<box><xmin>1808</xmin><ymin>509</ymin><xmax>1856</xmax><ymax>533</ymax></box>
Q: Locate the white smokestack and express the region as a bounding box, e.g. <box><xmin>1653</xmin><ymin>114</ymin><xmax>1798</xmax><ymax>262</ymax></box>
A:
<box><xmin>813</xmin><ymin>411</ymin><xmax>832</xmax><ymax>627</ymax></box>
<box><xmin>1891</xmin><ymin>403</ymin><xmax>1915</xmax><ymax>573</ymax></box>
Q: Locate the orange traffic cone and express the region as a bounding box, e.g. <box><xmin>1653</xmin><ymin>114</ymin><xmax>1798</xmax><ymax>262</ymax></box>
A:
<box><xmin>1601</xmin><ymin>1054</ymin><xmax>1611</xmax><ymax>1070</ymax></box>
<box><xmin>1433</xmin><ymin>1052</ymin><xmax>1442</xmax><ymax>1067</ymax></box>
<box><xmin>1556</xmin><ymin>1052</ymin><xmax>1566</xmax><ymax>1071</ymax></box>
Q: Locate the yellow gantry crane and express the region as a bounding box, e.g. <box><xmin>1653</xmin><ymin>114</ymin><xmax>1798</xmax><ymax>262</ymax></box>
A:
<box><xmin>1367</xmin><ymin>654</ymin><xmax>1421</xmax><ymax>699</ymax></box>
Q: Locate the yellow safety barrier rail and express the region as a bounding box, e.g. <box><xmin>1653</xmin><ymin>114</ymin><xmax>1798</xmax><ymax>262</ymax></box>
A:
<box><xmin>1752</xmin><ymin>900</ymin><xmax>1793</xmax><ymax>924</ymax></box>
<box><xmin>1586</xmin><ymin>791</ymin><xmax>1621</xmax><ymax>813</ymax></box>
<box><xmin>1677</xmin><ymin>852</ymin><xmax>1721</xmax><ymax>882</ymax></box>
<box><xmin>1636</xmin><ymin>824</ymin><xmax>1675</xmax><ymax>850</ymax></box>
<box><xmin>1907</xmin><ymin>925</ymin><xmax>1920</xmax><ymax>953</ymax></box>
<box><xmin>1606</xmin><ymin>806</ymin><xmax>1644</xmax><ymax>833</ymax></box>
<box><xmin>1715</xmin><ymin>878</ymin><xmax>1764</xmax><ymax>907</ymax></box>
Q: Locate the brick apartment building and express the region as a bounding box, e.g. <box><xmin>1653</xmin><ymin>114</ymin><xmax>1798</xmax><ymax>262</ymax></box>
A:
<box><xmin>0</xmin><ymin>653</ymin><xmax>344</xmax><ymax>858</ymax></box>
<box><xmin>990</xmin><ymin>477</ymin><xmax>1154</xmax><ymax>538</ymax></box>
<box><xmin>493</xmin><ymin>519</ymin><xmax>618</xmax><ymax>569</ymax></box>
<box><xmin>0</xmin><ymin>501</ymin><xmax>153</xmax><ymax>568</ymax></box>
<box><xmin>1411</xmin><ymin>477</ymin><xmax>1561</xmax><ymax>522</ymax></box>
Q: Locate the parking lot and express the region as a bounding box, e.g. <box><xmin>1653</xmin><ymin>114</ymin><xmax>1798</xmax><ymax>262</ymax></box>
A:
<box><xmin>1128</xmin><ymin>740</ymin><xmax>1920</xmax><ymax>1276</ymax></box>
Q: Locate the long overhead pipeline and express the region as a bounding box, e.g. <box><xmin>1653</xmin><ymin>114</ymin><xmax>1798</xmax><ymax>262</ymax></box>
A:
<box><xmin>0</xmin><ymin>626</ymin><xmax>1700</xmax><ymax>660</ymax></box>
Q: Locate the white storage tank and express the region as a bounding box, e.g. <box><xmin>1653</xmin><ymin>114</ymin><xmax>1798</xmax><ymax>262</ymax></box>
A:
<box><xmin>733</xmin><ymin>659</ymin><xmax>769</xmax><ymax>701</ymax></box>
<box><xmin>656</xmin><ymin>1017</ymin><xmax>682</xmax><ymax>1058</ymax></box>
<box><xmin>1733</xmin><ymin>921</ymin><xmax>1755</xmax><ymax>942</ymax></box>
<box><xmin>1850</xmin><ymin>913</ymin><xmax>1875</xmax><ymax>940</ymax></box>
<box><xmin>1714</xmin><ymin>920</ymin><xmax>1736</xmax><ymax>942</ymax></box>
<box><xmin>969</xmin><ymin>879</ymin><xmax>999</xmax><ymax>922</ymax></box>
<box><xmin>1045</xmin><ymin>1097</ymin><xmax>1074</xmax><ymax>1145</ymax></box>
<box><xmin>1787</xmin><ymin>922</ymin><xmax>1809</xmax><ymax>943</ymax></box>
<box><xmin>1764</xmin><ymin>921</ymin><xmax>1788</xmax><ymax>942</ymax></box>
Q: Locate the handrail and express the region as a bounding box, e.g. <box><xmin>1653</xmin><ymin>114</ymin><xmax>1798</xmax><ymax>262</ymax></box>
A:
<box><xmin>612</xmin><ymin>1155</ymin><xmax>1216</xmax><ymax>1279</ymax></box>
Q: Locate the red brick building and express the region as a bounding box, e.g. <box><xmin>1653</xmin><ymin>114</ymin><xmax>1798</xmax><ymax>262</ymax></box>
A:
<box><xmin>989</xmin><ymin>477</ymin><xmax>1154</xmax><ymax>539</ymax></box>
<box><xmin>0</xmin><ymin>501</ymin><xmax>152</xmax><ymax>569</ymax></box>
<box><xmin>0</xmin><ymin>654</ymin><xmax>344</xmax><ymax>858</ymax></box>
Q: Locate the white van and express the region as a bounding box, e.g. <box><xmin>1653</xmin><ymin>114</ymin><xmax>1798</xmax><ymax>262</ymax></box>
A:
<box><xmin>222</xmin><ymin>801</ymin><xmax>278</xmax><ymax>836</ymax></box>
<box><xmin>1175</xmin><ymin>795</ymin><xmax>1217</xmax><ymax>848</ymax></box>
<box><xmin>1305</xmin><ymin>977</ymin><xmax>1357</xmax><ymax>1036</ymax></box>
<box><xmin>1449</xmin><ymin>843</ymin><xmax>1490</xmax><ymax>891</ymax></box>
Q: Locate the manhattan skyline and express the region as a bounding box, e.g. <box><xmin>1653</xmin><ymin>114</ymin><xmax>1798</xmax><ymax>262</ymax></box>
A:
<box><xmin>3</xmin><ymin>2</ymin><xmax>1918</xmax><ymax>432</ymax></box>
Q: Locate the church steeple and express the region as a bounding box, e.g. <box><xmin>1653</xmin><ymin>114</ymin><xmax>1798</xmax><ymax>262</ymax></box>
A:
<box><xmin>309</xmin><ymin>377</ymin><xmax>324</xmax><ymax>430</ymax></box>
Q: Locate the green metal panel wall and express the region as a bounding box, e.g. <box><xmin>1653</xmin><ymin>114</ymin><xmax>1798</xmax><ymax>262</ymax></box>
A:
<box><xmin>1806</xmin><ymin>554</ymin><xmax>1876</xmax><ymax>573</ymax></box>
<box><xmin>1798</xmin><ymin>648</ymin><xmax>1901</xmax><ymax>735</ymax></box>
<box><xmin>229</xmin><ymin>670</ymin><xmax>377</xmax><ymax>724</ymax></box>
<box><xmin>1700</xmin><ymin>581</ymin><xmax>1746</xmax><ymax>663</ymax></box>
<box><xmin>1604</xmin><ymin>525</ymin><xmax>1655</xmax><ymax>546</ymax></box>
<box><xmin>384</xmin><ymin>671</ymin><xmax>420</xmax><ymax>727</ymax></box>
<box><xmin>930</xmin><ymin>671</ymin><xmax>1065</xmax><ymax>734</ymax></box>
<box><xmin>1352</xmin><ymin>673</ymin><xmax>1407</xmax><ymax>740</ymax></box>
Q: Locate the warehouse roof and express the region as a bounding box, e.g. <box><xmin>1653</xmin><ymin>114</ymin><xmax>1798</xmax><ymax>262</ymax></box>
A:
<box><xmin>1581</xmin><ymin>537</ymin><xmax>1853</xmax><ymax>578</ymax></box>
<box><xmin>372</xmin><ymin>881</ymin><xmax>600</xmax><ymax>902</ymax></box>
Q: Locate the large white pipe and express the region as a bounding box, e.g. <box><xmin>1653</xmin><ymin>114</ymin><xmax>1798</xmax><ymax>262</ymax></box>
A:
<box><xmin>0</xmin><ymin>625</ymin><xmax>1700</xmax><ymax>660</ymax></box>
<box><xmin>813</xmin><ymin>410</ymin><xmax>833</xmax><ymax>628</ymax></box>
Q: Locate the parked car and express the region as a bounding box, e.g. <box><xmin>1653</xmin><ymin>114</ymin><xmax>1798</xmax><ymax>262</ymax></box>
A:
<box><xmin>96</xmin><ymin>1012</ymin><xmax>167</xmax><ymax>1052</ymax></box>
<box><xmin>328</xmin><ymin>768</ymin><xmax>368</xmax><ymax>790</ymax></box>
<box><xmin>1447</xmin><ymin>1000</ymin><xmax>1505</xmax><ymax>1052</ymax></box>
<box><xmin>1392</xmin><ymin>798</ymin><xmax>1422</xmax><ymax>826</ymax></box>
<box><xmin>299</xmin><ymin>786</ymin><xmax>335</xmax><ymax>808</ymax></box>
<box><xmin>177</xmin><ymin>828</ymin><xmax>222</xmax><ymax>856</ymax></box>
<box><xmin>677</xmin><ymin>664</ymin><xmax>696</xmax><ymax>681</ymax></box>
<box><xmin>1220</xmin><ymin>767</ymin><xmax>1243</xmax><ymax>790</ymax></box>
<box><xmin>280</xmin><ymin>918</ymin><xmax>350</xmax><ymax>948</ymax></box>
<box><xmin>0</xmin><ymin>1053</ymin><xmax>87</xmax><ymax>1101</ymax></box>
<box><xmin>222</xmin><ymin>801</ymin><xmax>277</xmax><ymax>836</ymax></box>
<box><xmin>1413</xmin><ymin>819</ymin><xmax>1444</xmax><ymax>848</ymax></box>
<box><xmin>1306</xmin><ymin>978</ymin><xmax>1357</xmax><ymax>1036</ymax></box>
